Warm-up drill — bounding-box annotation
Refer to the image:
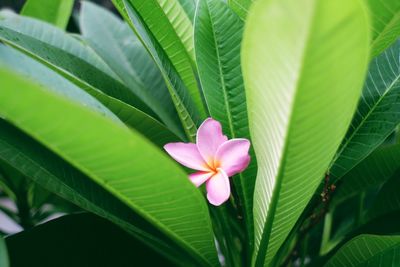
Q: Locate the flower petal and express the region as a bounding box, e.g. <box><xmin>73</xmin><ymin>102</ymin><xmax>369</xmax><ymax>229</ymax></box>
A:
<box><xmin>189</xmin><ymin>171</ymin><xmax>213</xmax><ymax>187</ymax></box>
<box><xmin>164</xmin><ymin>143</ymin><xmax>210</xmax><ymax>171</ymax></box>
<box><xmin>215</xmin><ymin>139</ymin><xmax>251</xmax><ymax>176</ymax></box>
<box><xmin>206</xmin><ymin>169</ymin><xmax>230</xmax><ymax>206</ymax></box>
<box><xmin>196</xmin><ymin>118</ymin><xmax>228</xmax><ymax>166</ymax></box>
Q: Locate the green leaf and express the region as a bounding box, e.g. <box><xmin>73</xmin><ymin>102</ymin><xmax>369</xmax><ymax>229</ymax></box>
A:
<box><xmin>0</xmin><ymin>236</ymin><xmax>8</xmax><ymax>267</ymax></box>
<box><xmin>21</xmin><ymin>0</ymin><xmax>74</xmax><ymax>29</ymax></box>
<box><xmin>0</xmin><ymin>44</ymin><xmax>120</xmax><ymax>123</ymax></box>
<box><xmin>0</xmin><ymin>44</ymin><xmax>179</xmax><ymax>147</ymax></box>
<box><xmin>177</xmin><ymin>0</ymin><xmax>196</xmax><ymax>22</ymax></box>
<box><xmin>194</xmin><ymin>0</ymin><xmax>256</xmax><ymax>248</ymax></box>
<box><xmin>0</xmin><ymin>13</ymin><xmax>156</xmax><ymax>118</ymax></box>
<box><xmin>0</xmin><ymin>119</ymin><xmax>198</xmax><ymax>266</ymax></box>
<box><xmin>0</xmin><ymin>68</ymin><xmax>219</xmax><ymax>267</ymax></box>
<box><xmin>318</xmin><ymin>212</ymin><xmax>400</xmax><ymax>266</ymax></box>
<box><xmin>228</xmin><ymin>0</ymin><xmax>253</xmax><ymax>20</ymax></box>
<box><xmin>325</xmin><ymin>235</ymin><xmax>400</xmax><ymax>267</ymax></box>
<box><xmin>79</xmin><ymin>1</ymin><xmax>184</xmax><ymax>138</ymax></box>
<box><xmin>5</xmin><ymin>213</ymin><xmax>176</xmax><ymax>267</ymax></box>
<box><xmin>331</xmin><ymin>40</ymin><xmax>400</xmax><ymax>181</ymax></box>
<box><xmin>242</xmin><ymin>0</ymin><xmax>370</xmax><ymax>265</ymax></box>
<box><xmin>113</xmin><ymin>0</ymin><xmax>207</xmax><ymax>120</ymax></box>
<box><xmin>332</xmin><ymin>144</ymin><xmax>400</xmax><ymax>206</ymax></box>
<box><xmin>367</xmin><ymin>171</ymin><xmax>400</xmax><ymax>220</ymax></box>
<box><xmin>130</xmin><ymin>0</ymin><xmax>195</xmax><ymax>62</ymax></box>
<box><xmin>365</xmin><ymin>0</ymin><xmax>400</xmax><ymax>58</ymax></box>
<box><xmin>112</xmin><ymin>0</ymin><xmax>203</xmax><ymax>140</ymax></box>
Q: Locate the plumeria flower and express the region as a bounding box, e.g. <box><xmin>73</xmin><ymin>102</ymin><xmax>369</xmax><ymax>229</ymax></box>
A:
<box><xmin>164</xmin><ymin>118</ymin><xmax>251</xmax><ymax>206</ymax></box>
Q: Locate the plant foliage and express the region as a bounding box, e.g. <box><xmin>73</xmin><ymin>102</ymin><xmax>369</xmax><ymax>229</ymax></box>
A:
<box><xmin>0</xmin><ymin>0</ymin><xmax>399</xmax><ymax>266</ymax></box>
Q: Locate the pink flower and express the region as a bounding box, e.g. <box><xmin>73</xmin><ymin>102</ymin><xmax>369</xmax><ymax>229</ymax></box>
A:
<box><xmin>164</xmin><ymin>118</ymin><xmax>251</xmax><ymax>206</ymax></box>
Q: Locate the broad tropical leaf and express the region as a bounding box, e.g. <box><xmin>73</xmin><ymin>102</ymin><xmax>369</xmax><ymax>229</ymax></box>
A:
<box><xmin>331</xmin><ymin>40</ymin><xmax>400</xmax><ymax>181</ymax></box>
<box><xmin>5</xmin><ymin>213</ymin><xmax>175</xmax><ymax>267</ymax></box>
<box><xmin>79</xmin><ymin>2</ymin><xmax>184</xmax><ymax>138</ymax></box>
<box><xmin>0</xmin><ymin>44</ymin><xmax>179</xmax><ymax>147</ymax></box>
<box><xmin>112</xmin><ymin>0</ymin><xmax>207</xmax><ymax>119</ymax></box>
<box><xmin>325</xmin><ymin>235</ymin><xmax>400</xmax><ymax>267</ymax></box>
<box><xmin>126</xmin><ymin>0</ymin><xmax>195</xmax><ymax>62</ymax></box>
<box><xmin>228</xmin><ymin>0</ymin><xmax>253</xmax><ymax>20</ymax></box>
<box><xmin>112</xmin><ymin>0</ymin><xmax>203</xmax><ymax>140</ymax></box>
<box><xmin>0</xmin><ymin>11</ymin><xmax>115</xmax><ymax>77</ymax></box>
<box><xmin>366</xmin><ymin>0</ymin><xmax>400</xmax><ymax>58</ymax></box>
<box><xmin>194</xmin><ymin>0</ymin><xmax>256</xmax><ymax>247</ymax></box>
<box><xmin>242</xmin><ymin>0</ymin><xmax>370</xmax><ymax>265</ymax></box>
<box><xmin>0</xmin><ymin>119</ymin><xmax>198</xmax><ymax>266</ymax></box>
<box><xmin>0</xmin><ymin>236</ymin><xmax>8</xmax><ymax>267</ymax></box>
<box><xmin>0</xmin><ymin>68</ymin><xmax>219</xmax><ymax>267</ymax></box>
<box><xmin>0</xmin><ymin>13</ymin><xmax>156</xmax><ymax>117</ymax></box>
<box><xmin>178</xmin><ymin>0</ymin><xmax>196</xmax><ymax>22</ymax></box>
<box><xmin>0</xmin><ymin>45</ymin><xmax>120</xmax><ymax>123</ymax></box>
<box><xmin>21</xmin><ymin>0</ymin><xmax>74</xmax><ymax>29</ymax></box>
<box><xmin>332</xmin><ymin>144</ymin><xmax>400</xmax><ymax>205</ymax></box>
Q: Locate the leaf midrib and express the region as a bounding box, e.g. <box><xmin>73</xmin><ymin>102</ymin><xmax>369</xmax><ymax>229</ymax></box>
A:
<box><xmin>204</xmin><ymin>0</ymin><xmax>253</xmax><ymax>253</ymax></box>
<box><xmin>371</xmin><ymin>8</ymin><xmax>400</xmax><ymax>50</ymax></box>
<box><xmin>331</xmin><ymin>236</ymin><xmax>400</xmax><ymax>267</ymax></box>
<box><xmin>330</xmin><ymin>65</ymin><xmax>400</xmax><ymax>177</ymax></box>
<box><xmin>120</xmin><ymin>0</ymin><xmax>198</xmax><ymax>141</ymax></box>
<box><xmin>136</xmin><ymin>0</ymin><xmax>197</xmax><ymax>76</ymax></box>
<box><xmin>205</xmin><ymin>0</ymin><xmax>235</xmax><ymax>139</ymax></box>
<box><xmin>0</xmin><ymin>26</ymin><xmax>156</xmax><ymax>116</ymax></box>
<box><xmin>0</xmin><ymin>134</ymin><xmax>197</xmax><ymax>267</ymax></box>
<box><xmin>353</xmin><ymin>242</ymin><xmax>400</xmax><ymax>266</ymax></box>
<box><xmin>0</xmin><ymin>140</ymin><xmax>150</xmax><ymax>240</ymax></box>
<box><xmin>254</xmin><ymin>1</ymin><xmax>319</xmax><ymax>266</ymax></box>
<box><xmin>147</xmin><ymin>0</ymin><xmax>206</xmax><ymax>116</ymax></box>
<box><xmin>2</xmin><ymin>83</ymin><xmax>212</xmax><ymax>267</ymax></box>
<box><xmin>81</xmin><ymin>8</ymin><xmax>184</xmax><ymax>135</ymax></box>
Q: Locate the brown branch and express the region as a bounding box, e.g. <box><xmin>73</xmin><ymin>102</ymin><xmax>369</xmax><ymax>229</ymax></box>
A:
<box><xmin>281</xmin><ymin>173</ymin><xmax>336</xmax><ymax>266</ymax></box>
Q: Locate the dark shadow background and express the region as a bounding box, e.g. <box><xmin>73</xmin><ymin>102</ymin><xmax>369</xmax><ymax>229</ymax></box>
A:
<box><xmin>6</xmin><ymin>213</ymin><xmax>176</xmax><ymax>267</ymax></box>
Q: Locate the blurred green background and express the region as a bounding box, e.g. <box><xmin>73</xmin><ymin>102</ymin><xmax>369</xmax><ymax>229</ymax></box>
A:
<box><xmin>0</xmin><ymin>0</ymin><xmax>116</xmax><ymax>32</ymax></box>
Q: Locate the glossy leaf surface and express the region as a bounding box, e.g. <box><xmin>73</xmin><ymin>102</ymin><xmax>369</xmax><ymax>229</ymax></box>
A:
<box><xmin>112</xmin><ymin>0</ymin><xmax>204</xmax><ymax>140</ymax></box>
<box><xmin>0</xmin><ymin>44</ymin><xmax>178</xmax><ymax>147</ymax></box>
<box><xmin>242</xmin><ymin>0</ymin><xmax>370</xmax><ymax>265</ymax></box>
<box><xmin>0</xmin><ymin>68</ymin><xmax>219</xmax><ymax>267</ymax></box>
<box><xmin>331</xmin><ymin>40</ymin><xmax>400</xmax><ymax>181</ymax></box>
<box><xmin>325</xmin><ymin>235</ymin><xmax>400</xmax><ymax>267</ymax></box>
<box><xmin>120</xmin><ymin>0</ymin><xmax>207</xmax><ymax>119</ymax></box>
<box><xmin>21</xmin><ymin>0</ymin><xmax>74</xmax><ymax>29</ymax></box>
<box><xmin>194</xmin><ymin>0</ymin><xmax>256</xmax><ymax>247</ymax></box>
<box><xmin>79</xmin><ymin>2</ymin><xmax>184</xmax><ymax>138</ymax></box>
<box><xmin>0</xmin><ymin>119</ymin><xmax>198</xmax><ymax>266</ymax></box>
<box><xmin>366</xmin><ymin>0</ymin><xmax>400</xmax><ymax>58</ymax></box>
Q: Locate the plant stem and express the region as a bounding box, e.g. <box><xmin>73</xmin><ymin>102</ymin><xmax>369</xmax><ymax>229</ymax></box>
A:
<box><xmin>276</xmin><ymin>172</ymin><xmax>335</xmax><ymax>266</ymax></box>
<box><xmin>210</xmin><ymin>205</ymin><xmax>243</xmax><ymax>267</ymax></box>
<box><xmin>319</xmin><ymin>211</ymin><xmax>332</xmax><ymax>255</ymax></box>
<box><xmin>16</xmin><ymin>189</ymin><xmax>33</xmax><ymax>229</ymax></box>
<box><xmin>300</xmin><ymin>234</ymin><xmax>309</xmax><ymax>267</ymax></box>
<box><xmin>354</xmin><ymin>191</ymin><xmax>365</xmax><ymax>227</ymax></box>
